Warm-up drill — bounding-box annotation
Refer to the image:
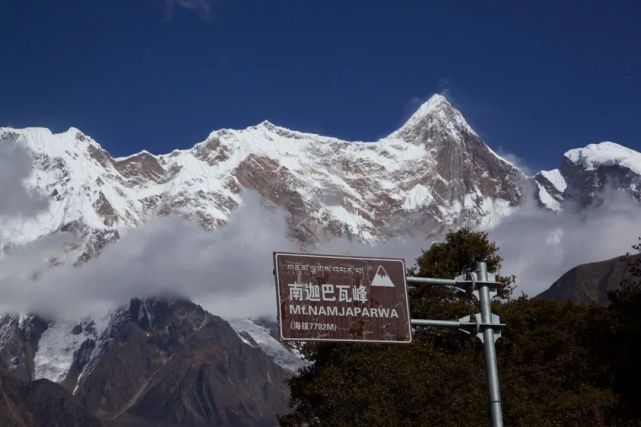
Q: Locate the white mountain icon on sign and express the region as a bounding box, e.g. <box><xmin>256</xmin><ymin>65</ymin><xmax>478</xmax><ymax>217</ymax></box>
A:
<box><xmin>371</xmin><ymin>265</ymin><xmax>395</xmax><ymax>287</ymax></box>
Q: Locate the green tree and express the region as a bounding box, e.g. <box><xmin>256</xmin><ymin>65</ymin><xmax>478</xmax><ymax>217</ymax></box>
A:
<box><xmin>498</xmin><ymin>298</ymin><xmax>615</xmax><ymax>426</ymax></box>
<box><xmin>411</xmin><ymin>227</ymin><xmax>514</xmax><ymax>323</ymax></box>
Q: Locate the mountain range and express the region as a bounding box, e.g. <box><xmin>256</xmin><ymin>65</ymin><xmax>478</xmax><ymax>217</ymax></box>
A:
<box><xmin>3</xmin><ymin>94</ymin><xmax>640</xmax><ymax>261</ymax></box>
<box><xmin>1</xmin><ymin>93</ymin><xmax>641</xmax><ymax>426</ymax></box>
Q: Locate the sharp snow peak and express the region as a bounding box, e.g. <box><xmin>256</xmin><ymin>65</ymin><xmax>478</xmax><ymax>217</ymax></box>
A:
<box><xmin>392</xmin><ymin>93</ymin><xmax>476</xmax><ymax>139</ymax></box>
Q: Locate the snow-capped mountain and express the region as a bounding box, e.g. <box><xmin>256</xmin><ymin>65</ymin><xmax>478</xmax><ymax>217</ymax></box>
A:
<box><xmin>0</xmin><ymin>94</ymin><xmax>523</xmax><ymax>262</ymax></box>
<box><xmin>3</xmin><ymin>94</ymin><xmax>640</xmax><ymax>261</ymax></box>
<box><xmin>535</xmin><ymin>141</ymin><xmax>641</xmax><ymax>211</ymax></box>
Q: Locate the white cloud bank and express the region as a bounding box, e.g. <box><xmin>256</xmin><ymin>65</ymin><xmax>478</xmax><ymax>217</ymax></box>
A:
<box><xmin>487</xmin><ymin>191</ymin><xmax>641</xmax><ymax>297</ymax></box>
<box><xmin>0</xmin><ymin>191</ymin><xmax>433</xmax><ymax>321</ymax></box>
<box><xmin>0</xmin><ymin>193</ymin><xmax>297</xmax><ymax>320</ymax></box>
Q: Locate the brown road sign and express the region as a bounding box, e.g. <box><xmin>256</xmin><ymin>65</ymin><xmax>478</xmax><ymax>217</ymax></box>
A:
<box><xmin>273</xmin><ymin>252</ymin><xmax>412</xmax><ymax>343</ymax></box>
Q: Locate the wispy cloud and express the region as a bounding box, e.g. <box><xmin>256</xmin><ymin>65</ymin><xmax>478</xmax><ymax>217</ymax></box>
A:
<box><xmin>495</xmin><ymin>147</ymin><xmax>532</xmax><ymax>175</ymax></box>
<box><xmin>160</xmin><ymin>0</ymin><xmax>220</xmax><ymax>20</ymax></box>
<box><xmin>435</xmin><ymin>77</ymin><xmax>453</xmax><ymax>100</ymax></box>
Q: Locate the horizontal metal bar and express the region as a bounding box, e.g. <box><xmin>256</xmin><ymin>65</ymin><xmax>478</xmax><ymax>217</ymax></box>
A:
<box><xmin>406</xmin><ymin>276</ymin><xmax>457</xmax><ymax>286</ymax></box>
<box><xmin>411</xmin><ymin>318</ymin><xmax>506</xmax><ymax>329</ymax></box>
<box><xmin>479</xmin><ymin>323</ymin><xmax>507</xmax><ymax>329</ymax></box>
<box><xmin>411</xmin><ymin>319</ymin><xmax>469</xmax><ymax>328</ymax></box>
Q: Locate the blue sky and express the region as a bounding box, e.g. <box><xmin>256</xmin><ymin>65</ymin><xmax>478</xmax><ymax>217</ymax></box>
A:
<box><xmin>1</xmin><ymin>0</ymin><xmax>640</xmax><ymax>170</ymax></box>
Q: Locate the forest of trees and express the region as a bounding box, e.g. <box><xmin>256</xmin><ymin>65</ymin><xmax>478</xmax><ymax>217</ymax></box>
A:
<box><xmin>280</xmin><ymin>230</ymin><xmax>641</xmax><ymax>426</ymax></box>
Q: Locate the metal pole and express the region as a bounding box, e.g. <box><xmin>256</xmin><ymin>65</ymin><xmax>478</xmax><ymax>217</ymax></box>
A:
<box><xmin>476</xmin><ymin>262</ymin><xmax>503</xmax><ymax>427</ymax></box>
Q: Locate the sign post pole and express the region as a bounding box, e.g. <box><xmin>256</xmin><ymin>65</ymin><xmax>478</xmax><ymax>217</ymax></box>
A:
<box><xmin>475</xmin><ymin>262</ymin><xmax>504</xmax><ymax>427</ymax></box>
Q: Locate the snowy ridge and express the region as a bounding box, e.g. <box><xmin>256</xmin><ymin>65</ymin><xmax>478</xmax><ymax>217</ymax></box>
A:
<box><xmin>228</xmin><ymin>318</ymin><xmax>307</xmax><ymax>372</ymax></box>
<box><xmin>534</xmin><ymin>169</ymin><xmax>567</xmax><ymax>211</ymax></box>
<box><xmin>0</xmin><ymin>94</ymin><xmax>524</xmax><ymax>260</ymax></box>
<box><xmin>565</xmin><ymin>142</ymin><xmax>641</xmax><ymax>175</ymax></box>
<box><xmin>1</xmin><ymin>101</ymin><xmax>639</xmax><ymax>259</ymax></box>
<box><xmin>539</xmin><ymin>169</ymin><xmax>567</xmax><ymax>193</ymax></box>
<box><xmin>533</xmin><ymin>142</ymin><xmax>641</xmax><ymax>211</ymax></box>
<box><xmin>34</xmin><ymin>318</ymin><xmax>101</xmax><ymax>383</ymax></box>
<box><xmin>536</xmin><ymin>184</ymin><xmax>561</xmax><ymax>211</ymax></box>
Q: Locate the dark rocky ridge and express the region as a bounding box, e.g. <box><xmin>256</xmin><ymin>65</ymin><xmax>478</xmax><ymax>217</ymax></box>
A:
<box><xmin>537</xmin><ymin>254</ymin><xmax>641</xmax><ymax>305</ymax></box>
<box><xmin>0</xmin><ymin>315</ymin><xmax>48</xmax><ymax>382</ymax></box>
<box><xmin>0</xmin><ymin>367</ymin><xmax>101</xmax><ymax>427</ymax></box>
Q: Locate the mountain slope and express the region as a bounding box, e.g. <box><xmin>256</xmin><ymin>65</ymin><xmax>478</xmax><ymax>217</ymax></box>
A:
<box><xmin>537</xmin><ymin>254</ymin><xmax>640</xmax><ymax>305</ymax></box>
<box><xmin>0</xmin><ymin>299</ymin><xmax>293</xmax><ymax>426</ymax></box>
<box><xmin>71</xmin><ymin>299</ymin><xmax>290</xmax><ymax>426</ymax></box>
<box><xmin>0</xmin><ymin>367</ymin><xmax>101</xmax><ymax>427</ymax></box>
